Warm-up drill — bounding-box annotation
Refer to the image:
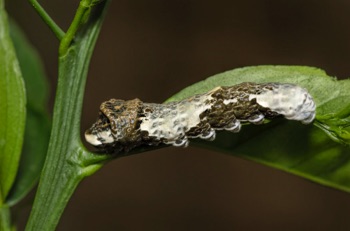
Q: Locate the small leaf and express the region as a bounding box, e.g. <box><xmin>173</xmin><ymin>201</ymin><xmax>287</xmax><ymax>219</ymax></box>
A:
<box><xmin>167</xmin><ymin>66</ymin><xmax>350</xmax><ymax>192</ymax></box>
<box><xmin>5</xmin><ymin>21</ymin><xmax>50</xmax><ymax>206</ymax></box>
<box><xmin>0</xmin><ymin>3</ymin><xmax>26</xmax><ymax>203</ymax></box>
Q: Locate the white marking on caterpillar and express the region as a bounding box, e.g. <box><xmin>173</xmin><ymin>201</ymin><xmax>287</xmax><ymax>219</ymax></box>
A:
<box><xmin>248</xmin><ymin>83</ymin><xmax>315</xmax><ymax>124</ymax></box>
<box><xmin>85</xmin><ymin>82</ymin><xmax>316</xmax><ymax>153</ymax></box>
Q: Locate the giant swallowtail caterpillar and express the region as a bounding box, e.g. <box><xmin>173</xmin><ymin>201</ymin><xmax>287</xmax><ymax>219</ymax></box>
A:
<box><xmin>85</xmin><ymin>82</ymin><xmax>316</xmax><ymax>153</ymax></box>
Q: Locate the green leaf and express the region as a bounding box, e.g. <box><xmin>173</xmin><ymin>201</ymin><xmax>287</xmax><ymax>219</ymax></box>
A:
<box><xmin>9</xmin><ymin>21</ymin><xmax>48</xmax><ymax>111</ymax></box>
<box><xmin>167</xmin><ymin>66</ymin><xmax>350</xmax><ymax>192</ymax></box>
<box><xmin>5</xmin><ymin>21</ymin><xmax>51</xmax><ymax>206</ymax></box>
<box><xmin>0</xmin><ymin>1</ymin><xmax>26</xmax><ymax>204</ymax></box>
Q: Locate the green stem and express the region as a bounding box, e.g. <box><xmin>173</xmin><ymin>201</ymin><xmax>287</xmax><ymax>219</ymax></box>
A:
<box><xmin>59</xmin><ymin>0</ymin><xmax>97</xmax><ymax>56</ymax></box>
<box><xmin>25</xmin><ymin>1</ymin><xmax>111</xmax><ymax>230</ymax></box>
<box><xmin>0</xmin><ymin>205</ymin><xmax>11</xmax><ymax>231</ymax></box>
<box><xmin>28</xmin><ymin>0</ymin><xmax>64</xmax><ymax>40</ymax></box>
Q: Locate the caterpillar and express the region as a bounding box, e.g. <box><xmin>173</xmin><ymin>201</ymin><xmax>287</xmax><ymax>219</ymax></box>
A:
<box><xmin>85</xmin><ymin>82</ymin><xmax>316</xmax><ymax>153</ymax></box>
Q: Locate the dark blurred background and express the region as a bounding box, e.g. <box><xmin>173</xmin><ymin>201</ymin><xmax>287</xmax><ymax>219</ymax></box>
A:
<box><xmin>6</xmin><ymin>0</ymin><xmax>350</xmax><ymax>230</ymax></box>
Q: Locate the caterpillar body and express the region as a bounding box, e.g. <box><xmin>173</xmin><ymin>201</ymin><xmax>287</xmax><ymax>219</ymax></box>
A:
<box><xmin>85</xmin><ymin>82</ymin><xmax>316</xmax><ymax>153</ymax></box>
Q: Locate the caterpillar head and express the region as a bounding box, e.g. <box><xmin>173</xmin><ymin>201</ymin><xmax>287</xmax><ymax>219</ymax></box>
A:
<box><xmin>85</xmin><ymin>98</ymin><xmax>143</xmax><ymax>152</ymax></box>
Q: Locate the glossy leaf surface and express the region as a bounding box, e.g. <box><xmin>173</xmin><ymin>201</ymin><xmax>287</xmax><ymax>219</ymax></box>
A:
<box><xmin>6</xmin><ymin>22</ymin><xmax>50</xmax><ymax>206</ymax></box>
<box><xmin>0</xmin><ymin>1</ymin><xmax>26</xmax><ymax>204</ymax></box>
